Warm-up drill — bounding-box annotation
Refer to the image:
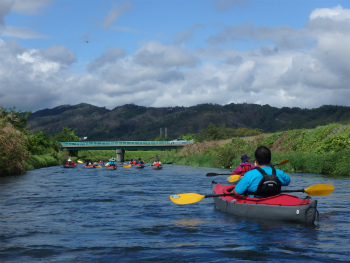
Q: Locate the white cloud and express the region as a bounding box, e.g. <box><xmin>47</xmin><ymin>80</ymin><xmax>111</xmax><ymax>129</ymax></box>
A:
<box><xmin>87</xmin><ymin>46</ymin><xmax>126</xmax><ymax>72</ymax></box>
<box><xmin>0</xmin><ymin>5</ymin><xmax>349</xmax><ymax>112</ymax></box>
<box><xmin>0</xmin><ymin>0</ymin><xmax>13</xmax><ymax>25</ymax></box>
<box><xmin>134</xmin><ymin>41</ymin><xmax>198</xmax><ymax>68</ymax></box>
<box><xmin>3</xmin><ymin>26</ymin><xmax>49</xmax><ymax>39</ymax></box>
<box><xmin>12</xmin><ymin>0</ymin><xmax>53</xmax><ymax>14</ymax></box>
<box><xmin>310</xmin><ymin>5</ymin><xmax>350</xmax><ymax>21</ymax></box>
<box><xmin>0</xmin><ymin>0</ymin><xmax>51</xmax><ymax>38</ymax></box>
<box><xmin>101</xmin><ymin>1</ymin><xmax>132</xmax><ymax>29</ymax></box>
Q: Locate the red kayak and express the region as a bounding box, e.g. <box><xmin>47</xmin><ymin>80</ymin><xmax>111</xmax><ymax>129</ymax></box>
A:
<box><xmin>212</xmin><ymin>181</ymin><xmax>318</xmax><ymax>225</ymax></box>
<box><xmin>105</xmin><ymin>165</ymin><xmax>117</xmax><ymax>170</ymax></box>
<box><xmin>151</xmin><ymin>164</ymin><xmax>163</xmax><ymax>170</ymax></box>
<box><xmin>63</xmin><ymin>163</ymin><xmax>77</xmax><ymax>168</ymax></box>
<box><xmin>83</xmin><ymin>165</ymin><xmax>95</xmax><ymax>169</ymax></box>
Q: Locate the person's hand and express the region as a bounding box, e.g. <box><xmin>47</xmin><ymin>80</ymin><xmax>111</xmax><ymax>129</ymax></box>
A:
<box><xmin>230</xmin><ymin>189</ymin><xmax>239</xmax><ymax>195</ymax></box>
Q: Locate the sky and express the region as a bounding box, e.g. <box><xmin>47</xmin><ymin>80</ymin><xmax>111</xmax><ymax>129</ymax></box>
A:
<box><xmin>0</xmin><ymin>0</ymin><xmax>349</xmax><ymax>112</ymax></box>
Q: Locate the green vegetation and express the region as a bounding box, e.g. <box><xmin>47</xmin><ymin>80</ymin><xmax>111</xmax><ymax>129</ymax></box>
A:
<box><xmin>1</xmin><ymin>106</ymin><xmax>349</xmax><ymax>177</ymax></box>
<box><xmin>119</xmin><ymin>124</ymin><xmax>350</xmax><ymax>177</ymax></box>
<box><xmin>0</xmin><ymin>106</ymin><xmax>80</xmax><ymax>176</ymax></box>
<box><xmin>183</xmin><ymin>123</ymin><xmax>263</xmax><ymax>142</ymax></box>
<box><xmin>27</xmin><ymin>103</ymin><xmax>350</xmax><ymax>141</ymax></box>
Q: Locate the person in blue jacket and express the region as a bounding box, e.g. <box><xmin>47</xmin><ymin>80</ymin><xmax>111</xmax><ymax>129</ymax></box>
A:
<box><xmin>231</xmin><ymin>146</ymin><xmax>291</xmax><ymax>197</ymax></box>
<box><xmin>107</xmin><ymin>158</ymin><xmax>117</xmax><ymax>167</ymax></box>
<box><xmin>136</xmin><ymin>158</ymin><xmax>145</xmax><ymax>164</ymax></box>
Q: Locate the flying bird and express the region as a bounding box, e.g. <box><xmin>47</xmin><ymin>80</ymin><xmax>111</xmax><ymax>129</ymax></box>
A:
<box><xmin>85</xmin><ymin>40</ymin><xmax>90</xmax><ymax>43</ymax></box>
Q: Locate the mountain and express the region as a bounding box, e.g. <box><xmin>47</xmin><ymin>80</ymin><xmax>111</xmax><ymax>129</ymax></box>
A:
<box><xmin>26</xmin><ymin>103</ymin><xmax>350</xmax><ymax>140</ymax></box>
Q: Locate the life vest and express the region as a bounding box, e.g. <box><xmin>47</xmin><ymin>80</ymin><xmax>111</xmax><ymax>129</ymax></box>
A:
<box><xmin>240</xmin><ymin>164</ymin><xmax>253</xmax><ymax>175</ymax></box>
<box><xmin>252</xmin><ymin>167</ymin><xmax>281</xmax><ymax>197</ymax></box>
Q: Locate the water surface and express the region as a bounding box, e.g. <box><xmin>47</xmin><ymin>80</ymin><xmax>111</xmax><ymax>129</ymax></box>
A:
<box><xmin>0</xmin><ymin>164</ymin><xmax>349</xmax><ymax>262</ymax></box>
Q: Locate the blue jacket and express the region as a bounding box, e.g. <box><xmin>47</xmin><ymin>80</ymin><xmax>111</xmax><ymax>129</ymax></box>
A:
<box><xmin>234</xmin><ymin>166</ymin><xmax>291</xmax><ymax>197</ymax></box>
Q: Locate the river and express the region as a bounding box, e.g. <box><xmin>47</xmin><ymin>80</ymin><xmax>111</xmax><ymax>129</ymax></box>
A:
<box><xmin>0</xmin><ymin>163</ymin><xmax>349</xmax><ymax>262</ymax></box>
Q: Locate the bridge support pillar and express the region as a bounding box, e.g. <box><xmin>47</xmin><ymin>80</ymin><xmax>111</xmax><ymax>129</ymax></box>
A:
<box><xmin>116</xmin><ymin>149</ymin><xmax>125</xmax><ymax>162</ymax></box>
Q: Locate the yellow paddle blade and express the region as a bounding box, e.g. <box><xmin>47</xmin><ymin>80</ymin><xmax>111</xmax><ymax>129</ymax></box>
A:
<box><xmin>227</xmin><ymin>174</ymin><xmax>241</xmax><ymax>183</ymax></box>
<box><xmin>278</xmin><ymin>160</ymin><xmax>289</xmax><ymax>165</ymax></box>
<box><xmin>77</xmin><ymin>160</ymin><xmax>83</xmax><ymax>163</ymax></box>
<box><xmin>304</xmin><ymin>184</ymin><xmax>334</xmax><ymax>196</ymax></box>
<box><xmin>123</xmin><ymin>165</ymin><xmax>131</xmax><ymax>168</ymax></box>
<box><xmin>170</xmin><ymin>193</ymin><xmax>205</xmax><ymax>205</ymax></box>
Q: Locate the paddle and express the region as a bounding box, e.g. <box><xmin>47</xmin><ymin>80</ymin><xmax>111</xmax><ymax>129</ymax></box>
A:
<box><xmin>206</xmin><ymin>160</ymin><xmax>290</xmax><ymax>177</ymax></box>
<box><xmin>170</xmin><ymin>184</ymin><xmax>334</xmax><ymax>205</ymax></box>
<box><xmin>77</xmin><ymin>160</ymin><xmax>84</xmax><ymax>163</ymax></box>
<box><xmin>226</xmin><ymin>174</ymin><xmax>241</xmax><ymax>183</ymax></box>
<box><xmin>123</xmin><ymin>165</ymin><xmax>131</xmax><ymax>168</ymax></box>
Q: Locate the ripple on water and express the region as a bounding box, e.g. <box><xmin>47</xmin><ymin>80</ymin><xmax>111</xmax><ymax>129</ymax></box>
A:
<box><xmin>0</xmin><ymin>165</ymin><xmax>349</xmax><ymax>262</ymax></box>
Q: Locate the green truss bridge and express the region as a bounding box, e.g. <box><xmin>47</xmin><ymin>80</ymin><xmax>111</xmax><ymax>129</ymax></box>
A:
<box><xmin>60</xmin><ymin>140</ymin><xmax>191</xmax><ymax>151</ymax></box>
<box><xmin>60</xmin><ymin>140</ymin><xmax>191</xmax><ymax>162</ymax></box>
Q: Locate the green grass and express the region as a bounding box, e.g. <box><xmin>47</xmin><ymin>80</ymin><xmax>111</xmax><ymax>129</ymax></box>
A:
<box><xmin>72</xmin><ymin>124</ymin><xmax>350</xmax><ymax>177</ymax></box>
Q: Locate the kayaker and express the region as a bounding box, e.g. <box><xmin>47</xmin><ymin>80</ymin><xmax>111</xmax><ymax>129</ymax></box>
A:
<box><xmin>231</xmin><ymin>154</ymin><xmax>255</xmax><ymax>176</ymax></box>
<box><xmin>67</xmin><ymin>158</ymin><xmax>74</xmax><ymax>165</ymax></box>
<box><xmin>230</xmin><ymin>146</ymin><xmax>291</xmax><ymax>197</ymax></box>
<box><xmin>106</xmin><ymin>158</ymin><xmax>117</xmax><ymax>167</ymax></box>
<box><xmin>136</xmin><ymin>158</ymin><xmax>145</xmax><ymax>164</ymax></box>
<box><xmin>151</xmin><ymin>157</ymin><xmax>162</xmax><ymax>166</ymax></box>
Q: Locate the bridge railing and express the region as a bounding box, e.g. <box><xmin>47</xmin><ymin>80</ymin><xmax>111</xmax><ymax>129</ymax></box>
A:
<box><xmin>60</xmin><ymin>141</ymin><xmax>190</xmax><ymax>146</ymax></box>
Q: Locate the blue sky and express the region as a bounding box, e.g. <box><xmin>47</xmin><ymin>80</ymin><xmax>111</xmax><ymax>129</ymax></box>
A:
<box><xmin>1</xmin><ymin>0</ymin><xmax>349</xmax><ymax>112</ymax></box>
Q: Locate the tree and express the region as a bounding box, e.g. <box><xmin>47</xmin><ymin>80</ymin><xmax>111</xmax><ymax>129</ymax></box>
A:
<box><xmin>0</xmin><ymin>119</ymin><xmax>28</xmax><ymax>176</ymax></box>
<box><xmin>0</xmin><ymin>107</ymin><xmax>30</xmax><ymax>131</ymax></box>
<box><xmin>28</xmin><ymin>131</ymin><xmax>59</xmax><ymax>155</ymax></box>
<box><xmin>54</xmin><ymin>127</ymin><xmax>79</xmax><ymax>142</ymax></box>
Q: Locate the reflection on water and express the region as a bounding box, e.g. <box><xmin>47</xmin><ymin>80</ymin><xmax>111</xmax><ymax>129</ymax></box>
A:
<box><xmin>0</xmin><ymin>164</ymin><xmax>349</xmax><ymax>262</ymax></box>
<box><xmin>174</xmin><ymin>218</ymin><xmax>205</xmax><ymax>227</ymax></box>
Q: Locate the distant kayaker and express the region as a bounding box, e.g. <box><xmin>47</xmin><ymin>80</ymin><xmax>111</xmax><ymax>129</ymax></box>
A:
<box><xmin>106</xmin><ymin>158</ymin><xmax>117</xmax><ymax>167</ymax></box>
<box><xmin>231</xmin><ymin>154</ymin><xmax>255</xmax><ymax>176</ymax></box>
<box><xmin>136</xmin><ymin>158</ymin><xmax>145</xmax><ymax>164</ymax></box>
<box><xmin>67</xmin><ymin>158</ymin><xmax>74</xmax><ymax>165</ymax></box>
<box><xmin>230</xmin><ymin>146</ymin><xmax>291</xmax><ymax>198</ymax></box>
<box><xmin>151</xmin><ymin>157</ymin><xmax>162</xmax><ymax>166</ymax></box>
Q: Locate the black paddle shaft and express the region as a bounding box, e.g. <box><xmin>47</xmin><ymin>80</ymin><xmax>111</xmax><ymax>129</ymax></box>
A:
<box><xmin>205</xmin><ymin>193</ymin><xmax>234</xmax><ymax>198</ymax></box>
<box><xmin>206</xmin><ymin>173</ymin><xmax>231</xmax><ymax>177</ymax></box>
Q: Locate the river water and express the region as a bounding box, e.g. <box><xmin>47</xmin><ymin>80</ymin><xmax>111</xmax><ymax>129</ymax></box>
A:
<box><xmin>0</xmin><ymin>163</ymin><xmax>349</xmax><ymax>262</ymax></box>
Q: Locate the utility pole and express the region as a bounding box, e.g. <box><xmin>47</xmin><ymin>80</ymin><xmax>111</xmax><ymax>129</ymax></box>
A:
<box><xmin>165</xmin><ymin>127</ymin><xmax>167</xmax><ymax>138</ymax></box>
<box><xmin>160</xmin><ymin>128</ymin><xmax>163</xmax><ymax>137</ymax></box>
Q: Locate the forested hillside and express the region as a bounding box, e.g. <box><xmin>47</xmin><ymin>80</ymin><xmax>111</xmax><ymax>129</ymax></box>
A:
<box><xmin>26</xmin><ymin>103</ymin><xmax>350</xmax><ymax>141</ymax></box>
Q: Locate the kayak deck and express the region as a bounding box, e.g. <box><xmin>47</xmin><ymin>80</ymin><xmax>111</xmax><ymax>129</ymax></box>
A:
<box><xmin>63</xmin><ymin>164</ymin><xmax>77</xmax><ymax>168</ymax></box>
<box><xmin>212</xmin><ymin>181</ymin><xmax>318</xmax><ymax>225</ymax></box>
<box><xmin>105</xmin><ymin>165</ymin><xmax>117</xmax><ymax>170</ymax></box>
<box><xmin>151</xmin><ymin>165</ymin><xmax>162</xmax><ymax>170</ymax></box>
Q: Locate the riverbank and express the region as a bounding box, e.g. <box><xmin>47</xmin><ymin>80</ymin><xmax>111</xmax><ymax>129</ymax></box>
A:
<box><xmin>4</xmin><ymin>123</ymin><xmax>349</xmax><ymax>177</ymax></box>
<box><xmin>74</xmin><ymin>124</ymin><xmax>350</xmax><ymax>177</ymax></box>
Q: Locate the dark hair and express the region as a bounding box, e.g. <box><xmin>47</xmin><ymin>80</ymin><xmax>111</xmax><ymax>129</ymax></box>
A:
<box><xmin>254</xmin><ymin>146</ymin><xmax>271</xmax><ymax>165</ymax></box>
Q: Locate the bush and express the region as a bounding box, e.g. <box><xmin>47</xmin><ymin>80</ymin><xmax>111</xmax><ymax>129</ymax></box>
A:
<box><xmin>0</xmin><ymin>120</ymin><xmax>29</xmax><ymax>176</ymax></box>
